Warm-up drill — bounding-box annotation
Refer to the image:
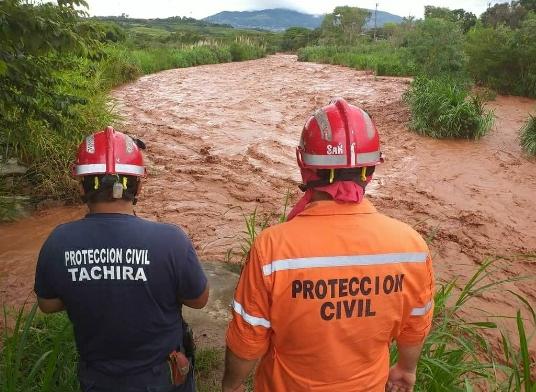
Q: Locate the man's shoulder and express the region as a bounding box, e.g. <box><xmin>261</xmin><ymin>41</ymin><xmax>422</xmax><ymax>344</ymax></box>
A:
<box><xmin>48</xmin><ymin>216</ymin><xmax>189</xmax><ymax>242</ymax></box>
<box><xmin>130</xmin><ymin>218</ymin><xmax>191</xmax><ymax>242</ymax></box>
<box><xmin>254</xmin><ymin>208</ymin><xmax>428</xmax><ymax>252</ymax></box>
<box><xmin>373</xmin><ymin>212</ymin><xmax>428</xmax><ymax>249</ymax></box>
<box><xmin>255</xmin><ymin>219</ymin><xmax>292</xmax><ymax>242</ymax></box>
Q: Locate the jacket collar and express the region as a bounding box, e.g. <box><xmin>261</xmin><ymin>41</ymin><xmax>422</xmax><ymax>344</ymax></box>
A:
<box><xmin>297</xmin><ymin>198</ymin><xmax>377</xmax><ymax>217</ymax></box>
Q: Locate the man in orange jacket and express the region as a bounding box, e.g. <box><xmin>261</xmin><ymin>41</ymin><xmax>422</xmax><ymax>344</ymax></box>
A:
<box><xmin>222</xmin><ymin>98</ymin><xmax>435</xmax><ymax>392</ymax></box>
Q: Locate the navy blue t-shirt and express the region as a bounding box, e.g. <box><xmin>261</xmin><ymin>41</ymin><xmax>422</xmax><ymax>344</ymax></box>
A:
<box><xmin>34</xmin><ymin>213</ymin><xmax>207</xmax><ymax>375</ymax></box>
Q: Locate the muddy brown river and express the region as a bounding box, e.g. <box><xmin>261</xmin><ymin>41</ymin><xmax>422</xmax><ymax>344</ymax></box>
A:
<box><xmin>1</xmin><ymin>55</ymin><xmax>535</xmax><ymax>349</ymax></box>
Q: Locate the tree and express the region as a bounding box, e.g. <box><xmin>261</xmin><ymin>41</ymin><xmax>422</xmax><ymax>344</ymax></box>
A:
<box><xmin>451</xmin><ymin>9</ymin><xmax>477</xmax><ymax>32</ymax></box>
<box><xmin>424</xmin><ymin>6</ymin><xmax>476</xmax><ymax>33</ymax></box>
<box><xmin>519</xmin><ymin>0</ymin><xmax>536</xmax><ymax>12</ymax></box>
<box><xmin>424</xmin><ymin>6</ymin><xmax>454</xmax><ymax>21</ymax></box>
<box><xmin>320</xmin><ymin>6</ymin><xmax>371</xmax><ymax>44</ymax></box>
<box><xmin>280</xmin><ymin>27</ymin><xmax>319</xmax><ymax>51</ymax></box>
<box><xmin>480</xmin><ymin>1</ymin><xmax>528</xmax><ymax>28</ymax></box>
<box><xmin>0</xmin><ymin>0</ymin><xmax>100</xmax><ymax>164</ymax></box>
<box><xmin>465</xmin><ymin>14</ymin><xmax>536</xmax><ymax>97</ymax></box>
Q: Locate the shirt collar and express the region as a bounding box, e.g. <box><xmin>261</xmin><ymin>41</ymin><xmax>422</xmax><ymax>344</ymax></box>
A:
<box><xmin>297</xmin><ymin>198</ymin><xmax>377</xmax><ymax>217</ymax></box>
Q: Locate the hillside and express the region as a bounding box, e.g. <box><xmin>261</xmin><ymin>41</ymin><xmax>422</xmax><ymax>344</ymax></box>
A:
<box><xmin>203</xmin><ymin>8</ymin><xmax>403</xmax><ymax>31</ymax></box>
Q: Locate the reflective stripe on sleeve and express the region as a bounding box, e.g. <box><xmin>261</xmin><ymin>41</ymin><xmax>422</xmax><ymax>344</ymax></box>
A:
<box><xmin>262</xmin><ymin>252</ymin><xmax>428</xmax><ymax>276</ymax></box>
<box><xmin>410</xmin><ymin>300</ymin><xmax>434</xmax><ymax>316</ymax></box>
<box><xmin>232</xmin><ymin>300</ymin><xmax>271</xmax><ymax>328</ymax></box>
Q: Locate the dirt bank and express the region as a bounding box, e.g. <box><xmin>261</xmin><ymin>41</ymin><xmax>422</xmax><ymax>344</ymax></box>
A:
<box><xmin>1</xmin><ymin>55</ymin><xmax>535</xmax><ymax>344</ymax></box>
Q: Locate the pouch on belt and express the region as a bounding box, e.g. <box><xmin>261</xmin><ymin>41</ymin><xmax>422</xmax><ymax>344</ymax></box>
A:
<box><xmin>168</xmin><ymin>351</ymin><xmax>190</xmax><ymax>385</ymax></box>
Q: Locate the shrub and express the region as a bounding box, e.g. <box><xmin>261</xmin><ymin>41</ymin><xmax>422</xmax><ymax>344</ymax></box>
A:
<box><xmin>280</xmin><ymin>27</ymin><xmax>319</xmax><ymax>52</ymax></box>
<box><xmin>404</xmin><ymin>77</ymin><xmax>494</xmax><ymax>139</ymax></box>
<box><xmin>520</xmin><ymin>115</ymin><xmax>536</xmax><ymax>155</ymax></box>
<box><xmin>99</xmin><ymin>47</ymin><xmax>142</xmax><ymax>87</ymax></box>
<box><xmin>465</xmin><ymin>15</ymin><xmax>536</xmax><ymax>98</ymax></box>
<box><xmin>229</xmin><ymin>42</ymin><xmax>266</xmax><ymax>62</ymax></box>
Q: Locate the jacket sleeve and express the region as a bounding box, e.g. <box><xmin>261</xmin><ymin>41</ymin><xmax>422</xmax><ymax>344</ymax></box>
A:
<box><xmin>226</xmin><ymin>242</ymin><xmax>272</xmax><ymax>360</ymax></box>
<box><xmin>397</xmin><ymin>254</ymin><xmax>435</xmax><ymax>345</ymax></box>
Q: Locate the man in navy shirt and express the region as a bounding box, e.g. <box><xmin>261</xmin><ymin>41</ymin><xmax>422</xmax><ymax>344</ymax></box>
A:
<box><xmin>34</xmin><ymin>127</ymin><xmax>209</xmax><ymax>391</ymax></box>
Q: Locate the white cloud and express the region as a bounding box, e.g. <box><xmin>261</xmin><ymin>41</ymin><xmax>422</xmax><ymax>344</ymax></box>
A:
<box><xmin>84</xmin><ymin>0</ymin><xmax>492</xmax><ymax>20</ymax></box>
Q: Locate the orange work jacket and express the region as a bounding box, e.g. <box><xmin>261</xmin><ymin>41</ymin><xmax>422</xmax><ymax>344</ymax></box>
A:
<box><xmin>226</xmin><ymin>199</ymin><xmax>435</xmax><ymax>392</ymax></box>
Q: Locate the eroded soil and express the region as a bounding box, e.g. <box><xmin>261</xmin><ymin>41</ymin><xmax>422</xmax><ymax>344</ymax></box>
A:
<box><xmin>1</xmin><ymin>55</ymin><xmax>535</xmax><ymax>348</ymax></box>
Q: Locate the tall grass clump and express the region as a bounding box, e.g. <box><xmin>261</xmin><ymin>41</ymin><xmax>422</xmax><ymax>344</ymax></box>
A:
<box><xmin>520</xmin><ymin>115</ymin><xmax>536</xmax><ymax>156</ymax></box>
<box><xmin>229</xmin><ymin>41</ymin><xmax>266</xmax><ymax>61</ymax></box>
<box><xmin>225</xmin><ymin>192</ymin><xmax>291</xmax><ymax>269</ymax></box>
<box><xmin>1</xmin><ymin>303</ymin><xmax>79</xmax><ymax>392</ymax></box>
<box><xmin>390</xmin><ymin>258</ymin><xmax>535</xmax><ymax>391</ymax></box>
<box><xmin>297</xmin><ymin>44</ymin><xmax>415</xmax><ymax>77</ymax></box>
<box><xmin>404</xmin><ymin>77</ymin><xmax>494</xmax><ymax>139</ymax></box>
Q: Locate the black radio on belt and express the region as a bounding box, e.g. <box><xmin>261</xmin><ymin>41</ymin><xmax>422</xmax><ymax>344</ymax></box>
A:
<box><xmin>182</xmin><ymin>320</ymin><xmax>196</xmax><ymax>358</ymax></box>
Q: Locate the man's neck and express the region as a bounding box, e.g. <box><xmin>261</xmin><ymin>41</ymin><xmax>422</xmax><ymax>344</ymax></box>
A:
<box><xmin>87</xmin><ymin>201</ymin><xmax>134</xmax><ymax>215</ymax></box>
<box><xmin>311</xmin><ymin>190</ymin><xmax>334</xmax><ymax>202</ymax></box>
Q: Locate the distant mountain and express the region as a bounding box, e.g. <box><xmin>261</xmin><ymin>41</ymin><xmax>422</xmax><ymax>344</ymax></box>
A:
<box><xmin>203</xmin><ymin>8</ymin><xmax>403</xmax><ymax>32</ymax></box>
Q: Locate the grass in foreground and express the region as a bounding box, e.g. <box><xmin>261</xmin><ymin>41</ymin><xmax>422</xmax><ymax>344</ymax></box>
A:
<box><xmin>404</xmin><ymin>77</ymin><xmax>495</xmax><ymax>139</ymax></box>
<box><xmin>520</xmin><ymin>115</ymin><xmax>536</xmax><ymax>156</ymax></box>
<box><xmin>403</xmin><ymin>258</ymin><xmax>535</xmax><ymax>391</ymax></box>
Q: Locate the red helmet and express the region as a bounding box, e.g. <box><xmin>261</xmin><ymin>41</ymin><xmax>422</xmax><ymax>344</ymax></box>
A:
<box><xmin>296</xmin><ymin>98</ymin><xmax>383</xmax><ymax>169</ymax></box>
<box><xmin>72</xmin><ymin>126</ymin><xmax>145</xmax><ymax>177</ymax></box>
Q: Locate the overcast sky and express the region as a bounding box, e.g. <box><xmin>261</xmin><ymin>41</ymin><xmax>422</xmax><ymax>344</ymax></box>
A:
<box><xmin>84</xmin><ymin>0</ymin><xmax>499</xmax><ymax>20</ymax></box>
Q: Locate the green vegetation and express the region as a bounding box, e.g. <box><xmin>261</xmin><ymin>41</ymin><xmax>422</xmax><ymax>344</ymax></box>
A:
<box><xmin>224</xmin><ymin>192</ymin><xmax>291</xmax><ymax>271</ymax></box>
<box><xmin>320</xmin><ymin>6</ymin><xmax>371</xmax><ymax>44</ymax></box>
<box><xmin>298</xmin><ymin>44</ymin><xmax>414</xmax><ymax>76</ymax></box>
<box><xmin>1</xmin><ymin>304</ymin><xmax>78</xmax><ymax>392</ymax></box>
<box><xmin>400</xmin><ymin>258</ymin><xmax>535</xmax><ymax>391</ymax></box>
<box><xmin>465</xmin><ymin>14</ymin><xmax>536</xmax><ymax>97</ymax></box>
<box><xmin>520</xmin><ymin>115</ymin><xmax>536</xmax><ymax>156</ymax></box>
<box><xmin>279</xmin><ymin>27</ymin><xmax>320</xmax><ymax>52</ymax></box>
<box><xmin>297</xmin><ymin>5</ymin><xmax>536</xmax><ymax>100</ymax></box>
<box><xmin>403</xmin><ymin>77</ymin><xmax>494</xmax><ymax>139</ymax></box>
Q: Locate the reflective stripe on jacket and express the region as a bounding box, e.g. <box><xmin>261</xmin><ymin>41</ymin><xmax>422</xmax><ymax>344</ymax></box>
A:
<box><xmin>226</xmin><ymin>199</ymin><xmax>435</xmax><ymax>392</ymax></box>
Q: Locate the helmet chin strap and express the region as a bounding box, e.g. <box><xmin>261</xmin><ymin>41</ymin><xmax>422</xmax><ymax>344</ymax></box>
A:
<box><xmin>298</xmin><ymin>167</ymin><xmax>374</xmax><ymax>192</ymax></box>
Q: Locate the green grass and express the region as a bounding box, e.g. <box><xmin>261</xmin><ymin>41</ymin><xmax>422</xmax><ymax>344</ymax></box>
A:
<box><xmin>395</xmin><ymin>258</ymin><xmax>535</xmax><ymax>391</ymax></box>
<box><xmin>297</xmin><ymin>44</ymin><xmax>416</xmax><ymax>76</ymax></box>
<box><xmin>404</xmin><ymin>77</ymin><xmax>495</xmax><ymax>139</ymax></box>
<box><xmin>1</xmin><ymin>303</ymin><xmax>78</xmax><ymax>392</ymax></box>
<box><xmin>520</xmin><ymin>115</ymin><xmax>536</xmax><ymax>156</ymax></box>
<box><xmin>195</xmin><ymin>347</ymin><xmax>224</xmax><ymax>392</ymax></box>
<box><xmin>224</xmin><ymin>191</ymin><xmax>290</xmax><ymax>267</ymax></box>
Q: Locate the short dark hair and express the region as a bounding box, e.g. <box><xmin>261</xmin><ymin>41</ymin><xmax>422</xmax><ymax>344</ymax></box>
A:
<box><xmin>81</xmin><ymin>175</ymin><xmax>139</xmax><ymax>204</ymax></box>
